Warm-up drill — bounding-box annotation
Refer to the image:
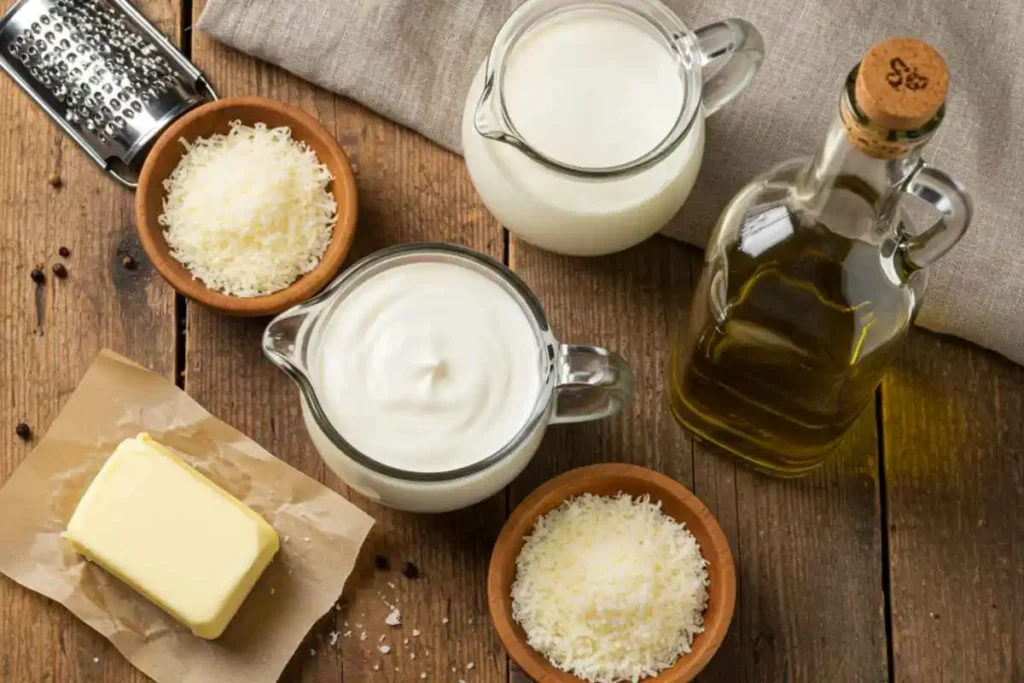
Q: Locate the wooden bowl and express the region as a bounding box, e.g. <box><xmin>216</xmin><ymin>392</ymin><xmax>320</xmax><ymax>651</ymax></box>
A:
<box><xmin>135</xmin><ymin>96</ymin><xmax>358</xmax><ymax>316</ymax></box>
<box><xmin>488</xmin><ymin>464</ymin><xmax>736</xmax><ymax>683</ymax></box>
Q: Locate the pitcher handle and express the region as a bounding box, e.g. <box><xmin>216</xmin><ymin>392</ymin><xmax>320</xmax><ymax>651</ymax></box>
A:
<box><xmin>550</xmin><ymin>344</ymin><xmax>633</xmax><ymax>425</ymax></box>
<box><xmin>899</xmin><ymin>164</ymin><xmax>973</xmax><ymax>270</ymax></box>
<box><xmin>694</xmin><ymin>18</ymin><xmax>765</xmax><ymax>116</ymax></box>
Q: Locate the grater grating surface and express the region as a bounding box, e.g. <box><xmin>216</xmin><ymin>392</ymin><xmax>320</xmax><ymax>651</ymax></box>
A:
<box><xmin>0</xmin><ymin>0</ymin><xmax>214</xmax><ymax>186</ymax></box>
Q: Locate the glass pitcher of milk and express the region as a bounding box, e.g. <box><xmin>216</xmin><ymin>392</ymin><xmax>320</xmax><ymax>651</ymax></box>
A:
<box><xmin>462</xmin><ymin>0</ymin><xmax>764</xmax><ymax>256</ymax></box>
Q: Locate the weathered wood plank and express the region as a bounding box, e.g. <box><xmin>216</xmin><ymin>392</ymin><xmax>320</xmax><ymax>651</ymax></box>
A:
<box><xmin>509</xmin><ymin>237</ymin><xmax>888</xmax><ymax>682</ymax></box>
<box><xmin>694</xmin><ymin>410</ymin><xmax>887</xmax><ymax>683</ymax></box>
<box><xmin>186</xmin><ymin>6</ymin><xmax>507</xmax><ymax>681</ymax></box>
<box><xmin>883</xmin><ymin>332</ymin><xmax>1024</xmax><ymax>682</ymax></box>
<box><xmin>0</xmin><ymin>1</ymin><xmax>180</xmax><ymax>681</ymax></box>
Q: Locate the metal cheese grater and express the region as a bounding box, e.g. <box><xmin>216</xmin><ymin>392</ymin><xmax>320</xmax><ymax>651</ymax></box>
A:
<box><xmin>0</xmin><ymin>0</ymin><xmax>215</xmax><ymax>187</ymax></box>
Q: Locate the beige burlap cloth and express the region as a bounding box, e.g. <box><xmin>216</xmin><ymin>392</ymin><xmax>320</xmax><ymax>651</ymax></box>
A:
<box><xmin>199</xmin><ymin>0</ymin><xmax>1024</xmax><ymax>365</ymax></box>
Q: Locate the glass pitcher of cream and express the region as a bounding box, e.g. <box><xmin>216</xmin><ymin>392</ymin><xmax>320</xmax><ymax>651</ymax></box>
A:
<box><xmin>263</xmin><ymin>244</ymin><xmax>633</xmax><ymax>513</ymax></box>
<box><xmin>462</xmin><ymin>0</ymin><xmax>764</xmax><ymax>256</ymax></box>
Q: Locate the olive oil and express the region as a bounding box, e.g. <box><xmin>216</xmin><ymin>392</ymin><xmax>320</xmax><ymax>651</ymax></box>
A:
<box><xmin>667</xmin><ymin>38</ymin><xmax>971</xmax><ymax>476</ymax></box>
<box><xmin>668</xmin><ymin>217</ymin><xmax>911</xmax><ymax>475</ymax></box>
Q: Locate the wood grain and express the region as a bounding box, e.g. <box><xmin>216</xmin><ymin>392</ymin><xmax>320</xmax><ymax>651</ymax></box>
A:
<box><xmin>693</xmin><ymin>411</ymin><xmax>888</xmax><ymax>683</ymax></box>
<box><xmin>186</xmin><ymin>4</ymin><xmax>507</xmax><ymax>681</ymax></box>
<box><xmin>882</xmin><ymin>331</ymin><xmax>1024</xmax><ymax>682</ymax></box>
<box><xmin>0</xmin><ymin>0</ymin><xmax>178</xmax><ymax>681</ymax></box>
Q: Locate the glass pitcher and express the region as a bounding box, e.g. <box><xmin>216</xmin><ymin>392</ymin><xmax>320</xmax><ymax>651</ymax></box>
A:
<box><xmin>461</xmin><ymin>0</ymin><xmax>764</xmax><ymax>256</ymax></box>
<box><xmin>668</xmin><ymin>38</ymin><xmax>972</xmax><ymax>476</ymax></box>
<box><xmin>263</xmin><ymin>244</ymin><xmax>633</xmax><ymax>512</ymax></box>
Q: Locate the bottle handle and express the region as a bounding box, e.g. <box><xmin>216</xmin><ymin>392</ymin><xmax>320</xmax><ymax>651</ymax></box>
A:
<box><xmin>694</xmin><ymin>18</ymin><xmax>765</xmax><ymax>117</ymax></box>
<box><xmin>899</xmin><ymin>164</ymin><xmax>974</xmax><ymax>270</ymax></box>
<box><xmin>550</xmin><ymin>344</ymin><xmax>633</xmax><ymax>425</ymax></box>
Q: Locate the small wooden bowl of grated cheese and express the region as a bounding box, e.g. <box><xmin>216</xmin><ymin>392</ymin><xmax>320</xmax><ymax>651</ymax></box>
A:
<box><xmin>489</xmin><ymin>464</ymin><xmax>736</xmax><ymax>683</ymax></box>
<box><xmin>135</xmin><ymin>96</ymin><xmax>357</xmax><ymax>316</ymax></box>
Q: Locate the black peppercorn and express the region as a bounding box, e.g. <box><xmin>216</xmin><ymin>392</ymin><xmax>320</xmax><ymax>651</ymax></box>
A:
<box><xmin>121</xmin><ymin>255</ymin><xmax>137</xmax><ymax>270</ymax></box>
<box><xmin>30</xmin><ymin>268</ymin><xmax>45</xmax><ymax>284</ymax></box>
<box><xmin>47</xmin><ymin>173</ymin><xmax>63</xmax><ymax>189</ymax></box>
<box><xmin>401</xmin><ymin>561</ymin><xmax>420</xmax><ymax>579</ymax></box>
<box><xmin>58</xmin><ymin>246</ymin><xmax>70</xmax><ymax>258</ymax></box>
<box><xmin>52</xmin><ymin>263</ymin><xmax>68</xmax><ymax>279</ymax></box>
<box><xmin>374</xmin><ymin>554</ymin><xmax>391</xmax><ymax>571</ymax></box>
<box><xmin>15</xmin><ymin>422</ymin><xmax>31</xmax><ymax>441</ymax></box>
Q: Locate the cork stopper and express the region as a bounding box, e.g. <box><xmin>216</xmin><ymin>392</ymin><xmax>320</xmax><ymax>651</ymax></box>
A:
<box><xmin>844</xmin><ymin>38</ymin><xmax>948</xmax><ymax>158</ymax></box>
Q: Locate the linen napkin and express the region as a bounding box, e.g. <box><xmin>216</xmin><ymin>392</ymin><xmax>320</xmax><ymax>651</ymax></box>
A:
<box><xmin>199</xmin><ymin>0</ymin><xmax>1024</xmax><ymax>366</ymax></box>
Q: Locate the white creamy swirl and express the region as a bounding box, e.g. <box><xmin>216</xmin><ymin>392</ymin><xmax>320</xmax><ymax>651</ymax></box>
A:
<box><xmin>315</xmin><ymin>261</ymin><xmax>542</xmax><ymax>472</ymax></box>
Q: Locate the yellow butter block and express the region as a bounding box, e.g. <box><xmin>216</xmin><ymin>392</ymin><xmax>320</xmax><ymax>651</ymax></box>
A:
<box><xmin>65</xmin><ymin>433</ymin><xmax>280</xmax><ymax>639</ymax></box>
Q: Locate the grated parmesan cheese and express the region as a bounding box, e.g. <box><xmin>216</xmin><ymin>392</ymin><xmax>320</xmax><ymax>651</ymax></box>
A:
<box><xmin>159</xmin><ymin>121</ymin><xmax>338</xmax><ymax>297</ymax></box>
<box><xmin>511</xmin><ymin>493</ymin><xmax>709</xmax><ymax>683</ymax></box>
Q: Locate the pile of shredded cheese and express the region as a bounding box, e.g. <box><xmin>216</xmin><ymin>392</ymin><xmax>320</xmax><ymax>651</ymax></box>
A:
<box><xmin>511</xmin><ymin>493</ymin><xmax>709</xmax><ymax>683</ymax></box>
<box><xmin>159</xmin><ymin>121</ymin><xmax>338</xmax><ymax>297</ymax></box>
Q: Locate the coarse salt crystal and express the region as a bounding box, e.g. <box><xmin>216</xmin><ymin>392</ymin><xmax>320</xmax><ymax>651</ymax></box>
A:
<box><xmin>385</xmin><ymin>608</ymin><xmax>401</xmax><ymax>626</ymax></box>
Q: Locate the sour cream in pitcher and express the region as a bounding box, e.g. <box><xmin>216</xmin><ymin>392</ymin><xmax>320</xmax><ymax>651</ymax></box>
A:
<box><xmin>462</xmin><ymin>8</ymin><xmax>705</xmax><ymax>256</ymax></box>
<box><xmin>265</xmin><ymin>244</ymin><xmax>634</xmax><ymax>511</ymax></box>
<box><xmin>313</xmin><ymin>261</ymin><xmax>541</xmax><ymax>472</ymax></box>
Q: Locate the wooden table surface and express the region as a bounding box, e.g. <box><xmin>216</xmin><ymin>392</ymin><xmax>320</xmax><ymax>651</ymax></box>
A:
<box><xmin>1</xmin><ymin>2</ymin><xmax>1022</xmax><ymax>682</ymax></box>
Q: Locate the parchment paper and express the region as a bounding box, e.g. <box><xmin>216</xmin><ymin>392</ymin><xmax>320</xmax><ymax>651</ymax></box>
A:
<box><xmin>0</xmin><ymin>350</ymin><xmax>374</xmax><ymax>683</ymax></box>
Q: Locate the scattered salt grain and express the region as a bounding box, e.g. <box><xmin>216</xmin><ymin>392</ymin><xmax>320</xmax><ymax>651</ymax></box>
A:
<box><xmin>385</xmin><ymin>608</ymin><xmax>401</xmax><ymax>626</ymax></box>
<box><xmin>373</xmin><ymin>664</ymin><xmax>380</xmax><ymax>671</ymax></box>
<box><xmin>441</xmin><ymin>617</ymin><xmax>449</xmax><ymax>625</ymax></box>
<box><xmin>328</xmin><ymin>631</ymin><xmax>340</xmax><ymax>647</ymax></box>
<box><xmin>359</xmin><ymin>631</ymin><xmax>367</xmax><ymax>641</ymax></box>
<box><xmin>309</xmin><ymin>649</ymin><xmax>316</xmax><ymax>657</ymax></box>
<box><xmin>403</xmin><ymin>638</ymin><xmax>409</xmax><ymax>645</ymax></box>
<box><xmin>92</xmin><ymin>657</ymin><xmax>99</xmax><ymax>664</ymax></box>
<box><xmin>378</xmin><ymin>645</ymin><xmax>391</xmax><ymax>654</ymax></box>
<box><xmin>269</xmin><ymin>588</ymin><xmax>275</xmax><ymax>595</ymax></box>
<box><xmin>412</xmin><ymin>629</ymin><xmax>420</xmax><ymax>637</ymax></box>
<box><xmin>466</xmin><ymin>662</ymin><xmax>475</xmax><ymax>670</ymax></box>
<box><xmin>420</xmin><ymin>674</ymin><xmax>427</xmax><ymax>680</ymax></box>
<box><xmin>410</xmin><ymin>652</ymin><xmax>416</xmax><ymax>660</ymax></box>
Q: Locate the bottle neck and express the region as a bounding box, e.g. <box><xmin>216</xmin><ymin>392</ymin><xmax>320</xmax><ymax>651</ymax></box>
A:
<box><xmin>795</xmin><ymin>82</ymin><xmax>929</xmax><ymax>239</ymax></box>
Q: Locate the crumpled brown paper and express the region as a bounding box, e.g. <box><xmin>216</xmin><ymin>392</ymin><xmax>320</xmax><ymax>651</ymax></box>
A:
<box><xmin>0</xmin><ymin>350</ymin><xmax>374</xmax><ymax>683</ymax></box>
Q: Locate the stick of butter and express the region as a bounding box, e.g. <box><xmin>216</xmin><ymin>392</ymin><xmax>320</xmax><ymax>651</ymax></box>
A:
<box><xmin>65</xmin><ymin>433</ymin><xmax>280</xmax><ymax>639</ymax></box>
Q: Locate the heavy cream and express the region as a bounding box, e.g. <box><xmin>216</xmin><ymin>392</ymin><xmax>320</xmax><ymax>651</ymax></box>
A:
<box><xmin>312</xmin><ymin>261</ymin><xmax>541</xmax><ymax>473</ymax></box>
<box><xmin>463</xmin><ymin>9</ymin><xmax>704</xmax><ymax>256</ymax></box>
<box><xmin>503</xmin><ymin>14</ymin><xmax>684</xmax><ymax>168</ymax></box>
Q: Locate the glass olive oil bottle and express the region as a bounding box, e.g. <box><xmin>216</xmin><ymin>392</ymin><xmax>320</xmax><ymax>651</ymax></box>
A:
<box><xmin>668</xmin><ymin>38</ymin><xmax>972</xmax><ymax>476</ymax></box>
